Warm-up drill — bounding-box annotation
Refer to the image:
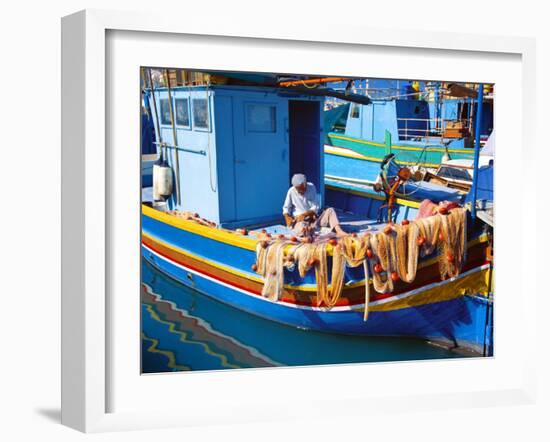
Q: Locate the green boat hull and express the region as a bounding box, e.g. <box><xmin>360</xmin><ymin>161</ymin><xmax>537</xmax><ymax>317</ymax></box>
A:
<box><xmin>326</xmin><ymin>132</ymin><xmax>475</xmax><ymax>168</ymax></box>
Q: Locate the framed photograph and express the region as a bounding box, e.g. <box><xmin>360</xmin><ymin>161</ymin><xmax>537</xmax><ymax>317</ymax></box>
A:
<box><xmin>61</xmin><ymin>9</ymin><xmax>537</xmax><ymax>433</ymax></box>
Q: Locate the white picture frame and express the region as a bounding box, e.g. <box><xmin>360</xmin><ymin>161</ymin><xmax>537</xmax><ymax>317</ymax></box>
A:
<box><xmin>61</xmin><ymin>9</ymin><xmax>538</xmax><ymax>433</ymax></box>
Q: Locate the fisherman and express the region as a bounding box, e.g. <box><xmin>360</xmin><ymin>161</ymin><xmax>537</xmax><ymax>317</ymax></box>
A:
<box><xmin>282</xmin><ymin>173</ymin><xmax>347</xmax><ymax>238</ymax></box>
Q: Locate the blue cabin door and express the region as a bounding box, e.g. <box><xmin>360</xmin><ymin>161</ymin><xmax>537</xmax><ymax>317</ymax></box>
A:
<box><xmin>289</xmin><ymin>100</ymin><xmax>321</xmax><ymax>195</ymax></box>
<box><xmin>234</xmin><ymin>102</ymin><xmax>288</xmax><ymax>221</ymax></box>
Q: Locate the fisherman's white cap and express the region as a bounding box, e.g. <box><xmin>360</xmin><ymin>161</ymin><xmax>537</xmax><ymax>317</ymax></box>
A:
<box><xmin>291</xmin><ymin>173</ymin><xmax>307</xmax><ymax>187</ymax></box>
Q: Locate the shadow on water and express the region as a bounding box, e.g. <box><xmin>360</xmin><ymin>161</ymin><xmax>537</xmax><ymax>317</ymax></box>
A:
<box><xmin>141</xmin><ymin>257</ymin><xmax>466</xmax><ymax>373</ymax></box>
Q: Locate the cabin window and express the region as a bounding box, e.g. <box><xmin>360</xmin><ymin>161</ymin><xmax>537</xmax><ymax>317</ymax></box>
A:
<box><xmin>192</xmin><ymin>98</ymin><xmax>210</xmax><ymax>130</ymax></box>
<box><xmin>350</xmin><ymin>103</ymin><xmax>360</xmax><ymax>118</ymax></box>
<box><xmin>175</xmin><ymin>98</ymin><xmax>190</xmax><ymax>127</ymax></box>
<box><xmin>246</xmin><ymin>104</ymin><xmax>276</xmax><ymax>132</ymax></box>
<box><xmin>160</xmin><ymin>99</ymin><xmax>172</xmax><ymax>125</ymax></box>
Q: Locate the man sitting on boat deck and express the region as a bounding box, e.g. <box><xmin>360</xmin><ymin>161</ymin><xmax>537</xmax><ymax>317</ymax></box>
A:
<box><xmin>283</xmin><ymin>173</ymin><xmax>347</xmax><ymax>238</ymax></box>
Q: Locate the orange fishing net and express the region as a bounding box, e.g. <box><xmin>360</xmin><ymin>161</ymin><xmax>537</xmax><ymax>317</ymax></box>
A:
<box><xmin>253</xmin><ymin>208</ymin><xmax>468</xmax><ymax>320</ymax></box>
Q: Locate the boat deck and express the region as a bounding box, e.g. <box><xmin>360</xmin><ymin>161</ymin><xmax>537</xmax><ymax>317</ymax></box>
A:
<box><xmin>246</xmin><ymin>210</ymin><xmax>382</xmax><ymax>239</ymax></box>
<box><xmin>142</xmin><ymin>186</ymin><xmax>398</xmax><ymax>239</ymax></box>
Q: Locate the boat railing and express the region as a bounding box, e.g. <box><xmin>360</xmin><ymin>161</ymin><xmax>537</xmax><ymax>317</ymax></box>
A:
<box><xmin>397</xmin><ymin>117</ymin><xmax>471</xmax><ymax>140</ymax></box>
<box><xmin>153</xmin><ymin>141</ymin><xmax>207</xmax><ymax>156</ymax></box>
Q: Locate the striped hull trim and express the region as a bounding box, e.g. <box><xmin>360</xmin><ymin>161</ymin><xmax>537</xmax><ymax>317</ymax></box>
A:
<box><xmin>325</xmin><ymin>134</ymin><xmax>475</xmax><ymax>169</ymax></box>
<box><xmin>327</xmin><ymin>133</ymin><xmax>473</xmax><ymax>155</ymax></box>
<box><xmin>142</xmin><ymin>233</ymin><xmax>491</xmax><ymax>313</ymax></box>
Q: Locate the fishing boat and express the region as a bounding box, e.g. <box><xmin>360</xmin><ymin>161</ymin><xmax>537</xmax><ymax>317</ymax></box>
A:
<box><xmin>141</xmin><ymin>72</ymin><xmax>494</xmax><ymax>356</ymax></box>
<box><xmin>324</xmin><ymin>81</ymin><xmax>494</xmax><ymax>184</ymax></box>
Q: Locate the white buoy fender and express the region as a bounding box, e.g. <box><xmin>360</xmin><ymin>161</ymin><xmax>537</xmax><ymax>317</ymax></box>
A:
<box><xmin>153</xmin><ymin>163</ymin><xmax>173</xmax><ymax>200</ymax></box>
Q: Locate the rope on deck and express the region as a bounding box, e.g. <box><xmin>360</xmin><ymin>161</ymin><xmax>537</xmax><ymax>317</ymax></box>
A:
<box><xmin>167</xmin><ymin>210</ymin><xmax>217</xmax><ymax>227</ymax></box>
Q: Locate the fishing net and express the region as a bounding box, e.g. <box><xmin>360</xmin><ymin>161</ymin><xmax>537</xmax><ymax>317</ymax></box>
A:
<box><xmin>253</xmin><ymin>207</ymin><xmax>468</xmax><ymax>320</ymax></box>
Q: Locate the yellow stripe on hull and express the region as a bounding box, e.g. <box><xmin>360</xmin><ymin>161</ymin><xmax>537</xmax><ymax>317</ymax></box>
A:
<box><xmin>325</xmin><ymin>146</ymin><xmax>388</xmax><ymax>163</ymax></box>
<box><xmin>142</xmin><ymin>204</ymin><xmax>257</xmax><ymax>251</ymax></box>
<box><xmin>324</xmin><ymin>144</ymin><xmax>441</xmax><ymax>168</ymax></box>
<box><xmin>142</xmin><ymin>229</ymin><xmax>489</xmax><ymax>294</ymax></box>
<box><xmin>369</xmin><ymin>267</ymin><xmax>491</xmax><ymax>312</ymax></box>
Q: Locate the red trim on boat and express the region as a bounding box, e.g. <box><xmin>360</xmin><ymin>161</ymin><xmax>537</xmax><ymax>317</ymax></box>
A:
<box><xmin>142</xmin><ymin>237</ymin><xmax>488</xmax><ymax>308</ymax></box>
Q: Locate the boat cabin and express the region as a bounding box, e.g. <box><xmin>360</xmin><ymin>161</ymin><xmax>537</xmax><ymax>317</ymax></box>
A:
<box><xmin>345</xmin><ymin>99</ymin><xmax>431</xmax><ymax>144</ymax></box>
<box><xmin>429</xmin><ymin>98</ymin><xmax>493</xmax><ymax>141</ymax></box>
<box><xmin>147</xmin><ymin>85</ymin><xmax>324</xmax><ymax>228</ymax></box>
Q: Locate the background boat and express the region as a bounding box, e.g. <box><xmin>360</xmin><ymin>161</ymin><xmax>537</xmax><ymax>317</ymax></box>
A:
<box><xmin>324</xmin><ymin>79</ymin><xmax>494</xmax><ymax>183</ymax></box>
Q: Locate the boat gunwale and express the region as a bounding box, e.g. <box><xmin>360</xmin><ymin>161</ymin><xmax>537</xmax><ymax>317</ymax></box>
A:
<box><xmin>141</xmin><ymin>210</ymin><xmax>490</xmax><ymax>294</ymax></box>
<box><xmin>142</xmin><ymin>239</ymin><xmax>491</xmax><ymax>313</ymax></box>
<box><xmin>142</xmin><ymin>203</ymin><xmax>487</xmax><ymax>252</ymax></box>
<box><xmin>324</xmin><ymin>144</ymin><xmax>441</xmax><ymax>168</ymax></box>
<box><xmin>327</xmin><ymin>132</ymin><xmax>474</xmax><ymax>155</ymax></box>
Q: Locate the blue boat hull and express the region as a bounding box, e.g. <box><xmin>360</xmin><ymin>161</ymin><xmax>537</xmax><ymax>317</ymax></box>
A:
<box><xmin>142</xmin><ymin>242</ymin><xmax>493</xmax><ymax>355</ymax></box>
